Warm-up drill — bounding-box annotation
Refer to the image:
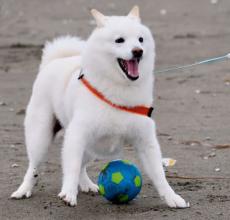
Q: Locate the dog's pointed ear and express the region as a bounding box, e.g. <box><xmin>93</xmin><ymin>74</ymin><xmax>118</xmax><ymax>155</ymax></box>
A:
<box><xmin>128</xmin><ymin>5</ymin><xmax>140</xmax><ymax>21</ymax></box>
<box><xmin>91</xmin><ymin>9</ymin><xmax>107</xmax><ymax>27</ymax></box>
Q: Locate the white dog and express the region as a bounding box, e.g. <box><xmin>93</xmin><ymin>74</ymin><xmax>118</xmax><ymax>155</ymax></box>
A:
<box><xmin>11</xmin><ymin>6</ymin><xmax>189</xmax><ymax>208</ymax></box>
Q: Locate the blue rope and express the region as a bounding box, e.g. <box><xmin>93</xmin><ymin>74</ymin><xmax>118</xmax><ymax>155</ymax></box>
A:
<box><xmin>154</xmin><ymin>53</ymin><xmax>230</xmax><ymax>74</ymax></box>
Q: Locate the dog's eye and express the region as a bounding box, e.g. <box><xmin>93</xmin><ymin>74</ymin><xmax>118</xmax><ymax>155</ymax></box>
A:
<box><xmin>115</xmin><ymin>37</ymin><xmax>125</xmax><ymax>43</ymax></box>
<box><xmin>139</xmin><ymin>37</ymin><xmax>144</xmax><ymax>43</ymax></box>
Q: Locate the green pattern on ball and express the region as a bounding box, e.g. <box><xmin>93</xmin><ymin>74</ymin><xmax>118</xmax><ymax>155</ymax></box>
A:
<box><xmin>134</xmin><ymin>176</ymin><xmax>141</xmax><ymax>187</ymax></box>
<box><xmin>122</xmin><ymin>159</ymin><xmax>131</xmax><ymax>164</ymax></box>
<box><xmin>99</xmin><ymin>184</ymin><xmax>105</xmax><ymax>195</ymax></box>
<box><xmin>111</xmin><ymin>172</ymin><xmax>124</xmax><ymax>184</ymax></box>
<box><xmin>118</xmin><ymin>194</ymin><xmax>129</xmax><ymax>202</ymax></box>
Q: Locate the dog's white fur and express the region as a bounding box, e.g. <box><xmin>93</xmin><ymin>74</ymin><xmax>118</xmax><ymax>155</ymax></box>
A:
<box><xmin>11</xmin><ymin>6</ymin><xmax>189</xmax><ymax>208</ymax></box>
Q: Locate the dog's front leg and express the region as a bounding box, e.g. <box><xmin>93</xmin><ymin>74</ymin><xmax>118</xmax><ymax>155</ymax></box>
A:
<box><xmin>136</xmin><ymin>119</ymin><xmax>189</xmax><ymax>208</ymax></box>
<box><xmin>58</xmin><ymin>119</ymin><xmax>86</xmax><ymax>206</ymax></box>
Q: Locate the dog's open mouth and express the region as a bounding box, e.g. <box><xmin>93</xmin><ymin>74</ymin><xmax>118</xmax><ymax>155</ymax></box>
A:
<box><xmin>117</xmin><ymin>58</ymin><xmax>140</xmax><ymax>81</ymax></box>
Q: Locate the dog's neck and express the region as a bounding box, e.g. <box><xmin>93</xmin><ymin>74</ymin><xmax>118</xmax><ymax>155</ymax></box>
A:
<box><xmin>80</xmin><ymin>68</ymin><xmax>154</xmax><ymax>107</ymax></box>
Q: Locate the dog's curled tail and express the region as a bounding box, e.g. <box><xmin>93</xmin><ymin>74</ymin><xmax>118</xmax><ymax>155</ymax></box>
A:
<box><xmin>40</xmin><ymin>36</ymin><xmax>85</xmax><ymax>70</ymax></box>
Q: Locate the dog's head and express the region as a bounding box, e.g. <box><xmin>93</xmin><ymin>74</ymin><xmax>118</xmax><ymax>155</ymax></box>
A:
<box><xmin>83</xmin><ymin>6</ymin><xmax>155</xmax><ymax>84</ymax></box>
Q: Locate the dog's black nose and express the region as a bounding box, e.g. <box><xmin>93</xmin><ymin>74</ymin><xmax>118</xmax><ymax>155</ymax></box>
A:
<box><xmin>132</xmin><ymin>48</ymin><xmax>143</xmax><ymax>59</ymax></box>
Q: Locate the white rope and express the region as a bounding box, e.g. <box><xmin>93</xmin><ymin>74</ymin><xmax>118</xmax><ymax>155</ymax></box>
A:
<box><xmin>154</xmin><ymin>53</ymin><xmax>230</xmax><ymax>74</ymax></box>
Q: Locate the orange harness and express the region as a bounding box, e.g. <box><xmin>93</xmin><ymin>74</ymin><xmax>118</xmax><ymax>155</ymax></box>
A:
<box><xmin>78</xmin><ymin>74</ymin><xmax>153</xmax><ymax>117</ymax></box>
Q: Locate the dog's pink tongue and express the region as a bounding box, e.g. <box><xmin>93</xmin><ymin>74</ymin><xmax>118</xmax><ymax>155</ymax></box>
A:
<box><xmin>126</xmin><ymin>60</ymin><xmax>139</xmax><ymax>77</ymax></box>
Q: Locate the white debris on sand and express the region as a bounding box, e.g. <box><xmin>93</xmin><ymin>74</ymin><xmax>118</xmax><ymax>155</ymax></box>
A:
<box><xmin>11</xmin><ymin>163</ymin><xmax>19</xmax><ymax>168</ymax></box>
<box><xmin>162</xmin><ymin>158</ymin><xmax>176</xmax><ymax>167</ymax></box>
<box><xmin>160</xmin><ymin>9</ymin><xmax>167</xmax><ymax>15</ymax></box>
<box><xmin>0</xmin><ymin>101</ymin><xmax>7</xmax><ymax>106</ymax></box>
<box><xmin>205</xmin><ymin>137</ymin><xmax>211</xmax><ymax>141</ymax></box>
<box><xmin>210</xmin><ymin>0</ymin><xmax>218</xmax><ymax>4</ymax></box>
<box><xmin>203</xmin><ymin>149</ymin><xmax>216</xmax><ymax>160</ymax></box>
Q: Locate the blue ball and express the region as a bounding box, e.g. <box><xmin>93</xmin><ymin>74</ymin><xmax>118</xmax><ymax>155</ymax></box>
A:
<box><xmin>98</xmin><ymin>160</ymin><xmax>142</xmax><ymax>204</ymax></box>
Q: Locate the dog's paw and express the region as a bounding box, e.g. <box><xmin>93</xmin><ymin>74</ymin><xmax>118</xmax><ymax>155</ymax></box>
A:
<box><xmin>79</xmin><ymin>181</ymin><xmax>99</xmax><ymax>193</ymax></box>
<box><xmin>58</xmin><ymin>191</ymin><xmax>77</xmax><ymax>206</ymax></box>
<box><xmin>161</xmin><ymin>192</ymin><xmax>190</xmax><ymax>208</ymax></box>
<box><xmin>11</xmin><ymin>186</ymin><xmax>32</xmax><ymax>199</ymax></box>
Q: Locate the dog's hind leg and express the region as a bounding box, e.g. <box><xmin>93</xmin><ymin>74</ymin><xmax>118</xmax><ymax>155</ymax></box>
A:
<box><xmin>79</xmin><ymin>153</ymin><xmax>99</xmax><ymax>193</ymax></box>
<box><xmin>11</xmin><ymin>101</ymin><xmax>54</xmax><ymax>199</ymax></box>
